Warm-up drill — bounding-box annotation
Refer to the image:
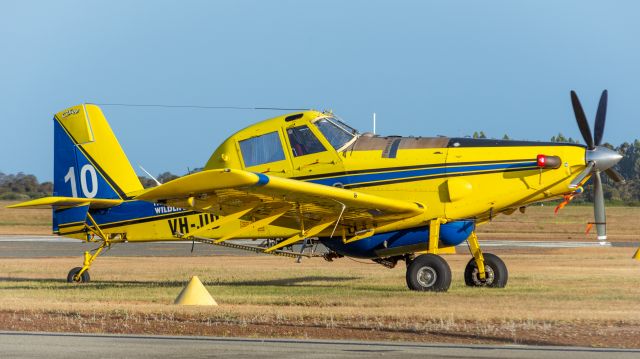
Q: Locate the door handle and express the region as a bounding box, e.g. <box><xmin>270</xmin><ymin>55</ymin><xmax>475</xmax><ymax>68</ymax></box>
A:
<box><xmin>261</xmin><ymin>168</ymin><xmax>286</xmax><ymax>174</ymax></box>
<box><xmin>296</xmin><ymin>159</ymin><xmax>335</xmax><ymax>170</ymax></box>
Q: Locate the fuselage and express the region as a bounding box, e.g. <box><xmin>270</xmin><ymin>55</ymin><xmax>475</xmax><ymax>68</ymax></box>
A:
<box><xmin>57</xmin><ymin>110</ymin><xmax>587</xmax><ymax>252</ymax></box>
<box><xmin>204</xmin><ymin>111</ymin><xmax>586</xmax><ymax>222</ymax></box>
<box><xmin>25</xmin><ymin>93</ymin><xmax>617</xmax><ymax>288</ymax></box>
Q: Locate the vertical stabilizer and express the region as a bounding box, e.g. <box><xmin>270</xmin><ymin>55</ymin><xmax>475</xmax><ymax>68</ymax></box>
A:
<box><xmin>53</xmin><ymin>104</ymin><xmax>143</xmax><ymax>200</ymax></box>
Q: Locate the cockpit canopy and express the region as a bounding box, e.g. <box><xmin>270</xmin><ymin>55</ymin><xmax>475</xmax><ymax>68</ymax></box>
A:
<box><xmin>213</xmin><ymin>114</ymin><xmax>359</xmax><ymax>170</ymax></box>
<box><xmin>314</xmin><ymin>117</ymin><xmax>358</xmax><ymax>150</ymax></box>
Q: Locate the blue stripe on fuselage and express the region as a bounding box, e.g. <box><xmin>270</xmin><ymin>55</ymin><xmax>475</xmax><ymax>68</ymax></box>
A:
<box><xmin>306</xmin><ymin>161</ymin><xmax>538</xmax><ymax>186</ymax></box>
<box><xmin>88</xmin><ymin>200</ymin><xmax>187</xmax><ymax>226</ymax></box>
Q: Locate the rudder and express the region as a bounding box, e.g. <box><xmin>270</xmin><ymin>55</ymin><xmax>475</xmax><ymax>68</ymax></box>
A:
<box><xmin>53</xmin><ymin>104</ymin><xmax>143</xmax><ymax>200</ymax></box>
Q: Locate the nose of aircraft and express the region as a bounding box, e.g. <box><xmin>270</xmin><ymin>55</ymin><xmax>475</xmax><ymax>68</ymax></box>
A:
<box><xmin>569</xmin><ymin>90</ymin><xmax>626</xmax><ymax>243</ymax></box>
<box><xmin>586</xmin><ymin>146</ymin><xmax>623</xmax><ymax>172</ymax></box>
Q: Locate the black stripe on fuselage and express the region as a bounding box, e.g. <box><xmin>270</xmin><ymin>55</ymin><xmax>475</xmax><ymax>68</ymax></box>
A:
<box><xmin>342</xmin><ymin>166</ymin><xmax>539</xmax><ymax>189</ymax></box>
<box><xmin>61</xmin><ymin>210</ymin><xmax>199</xmax><ymax>235</ymax></box>
<box><xmin>57</xmin><ymin>221</ymin><xmax>86</xmax><ymax>228</ymax></box>
<box><xmin>292</xmin><ymin>158</ymin><xmax>534</xmax><ymax>181</ymax></box>
<box><xmin>447</xmin><ymin>138</ymin><xmax>585</xmax><ymax>148</ymax></box>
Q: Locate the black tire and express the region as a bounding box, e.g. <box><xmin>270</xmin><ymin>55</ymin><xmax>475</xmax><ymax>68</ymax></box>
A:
<box><xmin>67</xmin><ymin>267</ymin><xmax>90</xmax><ymax>283</ymax></box>
<box><xmin>464</xmin><ymin>253</ymin><xmax>507</xmax><ymax>288</ymax></box>
<box><xmin>405</xmin><ymin>254</ymin><xmax>451</xmax><ymax>292</ymax></box>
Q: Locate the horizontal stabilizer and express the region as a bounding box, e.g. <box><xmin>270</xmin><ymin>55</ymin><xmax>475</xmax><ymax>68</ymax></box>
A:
<box><xmin>7</xmin><ymin>196</ymin><xmax>122</xmax><ymax>209</ymax></box>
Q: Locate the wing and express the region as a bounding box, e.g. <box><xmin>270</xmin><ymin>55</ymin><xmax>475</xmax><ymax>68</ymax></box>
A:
<box><xmin>135</xmin><ymin>168</ymin><xmax>425</xmax><ymax>248</ymax></box>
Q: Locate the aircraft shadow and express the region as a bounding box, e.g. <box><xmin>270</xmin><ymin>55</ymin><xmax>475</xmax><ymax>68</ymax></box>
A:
<box><xmin>0</xmin><ymin>275</ymin><xmax>362</xmax><ymax>289</ymax></box>
<box><xmin>217</xmin><ymin>276</ymin><xmax>361</xmax><ymax>287</ymax></box>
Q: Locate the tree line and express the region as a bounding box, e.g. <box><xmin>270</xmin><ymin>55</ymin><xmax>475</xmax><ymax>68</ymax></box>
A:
<box><xmin>2</xmin><ymin>136</ymin><xmax>640</xmax><ymax>204</ymax></box>
<box><xmin>0</xmin><ymin>173</ymin><xmax>52</xmax><ymax>200</ymax></box>
<box><xmin>0</xmin><ymin>172</ymin><xmax>180</xmax><ymax>200</ymax></box>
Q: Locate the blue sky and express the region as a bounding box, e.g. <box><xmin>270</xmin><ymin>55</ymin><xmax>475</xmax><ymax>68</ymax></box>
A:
<box><xmin>1</xmin><ymin>1</ymin><xmax>639</xmax><ymax>181</ymax></box>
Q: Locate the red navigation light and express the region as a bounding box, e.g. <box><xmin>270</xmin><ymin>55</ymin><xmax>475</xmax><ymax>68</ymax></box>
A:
<box><xmin>536</xmin><ymin>154</ymin><xmax>562</xmax><ymax>169</ymax></box>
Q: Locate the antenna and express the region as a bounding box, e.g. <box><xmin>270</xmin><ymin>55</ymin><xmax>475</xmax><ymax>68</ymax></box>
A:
<box><xmin>138</xmin><ymin>165</ymin><xmax>161</xmax><ymax>186</ymax></box>
<box><xmin>373</xmin><ymin>112</ymin><xmax>376</xmax><ymax>135</ymax></box>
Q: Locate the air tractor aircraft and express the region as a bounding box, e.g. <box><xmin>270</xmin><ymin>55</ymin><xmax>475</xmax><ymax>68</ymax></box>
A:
<box><xmin>10</xmin><ymin>91</ymin><xmax>623</xmax><ymax>291</ymax></box>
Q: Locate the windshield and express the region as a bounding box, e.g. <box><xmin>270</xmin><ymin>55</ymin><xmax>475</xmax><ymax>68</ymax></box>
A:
<box><xmin>314</xmin><ymin>117</ymin><xmax>358</xmax><ymax>150</ymax></box>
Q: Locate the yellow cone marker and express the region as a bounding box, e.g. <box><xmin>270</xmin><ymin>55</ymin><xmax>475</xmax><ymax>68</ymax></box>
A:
<box><xmin>633</xmin><ymin>248</ymin><xmax>640</xmax><ymax>261</ymax></box>
<box><xmin>174</xmin><ymin>276</ymin><xmax>218</xmax><ymax>306</ymax></box>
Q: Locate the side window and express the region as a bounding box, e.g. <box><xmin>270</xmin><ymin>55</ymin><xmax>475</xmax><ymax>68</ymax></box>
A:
<box><xmin>287</xmin><ymin>125</ymin><xmax>326</xmax><ymax>157</ymax></box>
<box><xmin>239</xmin><ymin>131</ymin><xmax>286</xmax><ymax>167</ymax></box>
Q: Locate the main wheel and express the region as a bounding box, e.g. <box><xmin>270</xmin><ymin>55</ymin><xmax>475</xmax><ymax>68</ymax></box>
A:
<box><xmin>406</xmin><ymin>254</ymin><xmax>451</xmax><ymax>292</ymax></box>
<box><xmin>464</xmin><ymin>253</ymin><xmax>507</xmax><ymax>288</ymax></box>
<box><xmin>67</xmin><ymin>267</ymin><xmax>90</xmax><ymax>283</ymax></box>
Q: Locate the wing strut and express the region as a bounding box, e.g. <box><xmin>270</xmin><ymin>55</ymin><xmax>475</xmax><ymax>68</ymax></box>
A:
<box><xmin>178</xmin><ymin>203</ymin><xmax>258</xmax><ymax>239</ymax></box>
<box><xmin>214</xmin><ymin>204</ymin><xmax>292</xmax><ymax>243</ymax></box>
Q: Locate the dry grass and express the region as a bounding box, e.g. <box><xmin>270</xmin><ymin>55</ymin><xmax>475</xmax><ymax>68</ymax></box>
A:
<box><xmin>477</xmin><ymin>205</ymin><xmax>640</xmax><ymax>242</ymax></box>
<box><xmin>0</xmin><ymin>248</ymin><xmax>639</xmax><ymax>346</ymax></box>
<box><xmin>0</xmin><ymin>201</ymin><xmax>50</xmax><ymax>235</ymax></box>
<box><xmin>1</xmin><ymin>249</ymin><xmax>638</xmax><ymax>322</ymax></box>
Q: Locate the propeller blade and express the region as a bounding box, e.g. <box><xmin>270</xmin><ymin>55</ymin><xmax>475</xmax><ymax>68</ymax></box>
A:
<box><xmin>571</xmin><ymin>91</ymin><xmax>595</xmax><ymax>149</ymax></box>
<box><xmin>593</xmin><ymin>171</ymin><xmax>607</xmax><ymax>241</ymax></box>
<box><xmin>594</xmin><ymin>90</ymin><xmax>608</xmax><ymax>146</ymax></box>
<box><xmin>569</xmin><ymin>161</ymin><xmax>595</xmax><ymax>188</ymax></box>
<box><xmin>605</xmin><ymin>168</ymin><xmax>625</xmax><ymax>183</ymax></box>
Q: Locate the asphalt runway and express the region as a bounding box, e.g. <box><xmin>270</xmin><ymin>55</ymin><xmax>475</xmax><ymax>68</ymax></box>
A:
<box><xmin>0</xmin><ymin>235</ymin><xmax>264</xmax><ymax>257</ymax></box>
<box><xmin>0</xmin><ymin>235</ymin><xmax>634</xmax><ymax>258</ymax></box>
<box><xmin>1</xmin><ymin>332</ymin><xmax>639</xmax><ymax>359</ymax></box>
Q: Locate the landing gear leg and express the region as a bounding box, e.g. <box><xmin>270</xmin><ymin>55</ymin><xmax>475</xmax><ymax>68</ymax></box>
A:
<box><xmin>67</xmin><ymin>241</ymin><xmax>109</xmax><ymax>283</ymax></box>
<box><xmin>405</xmin><ymin>218</ymin><xmax>452</xmax><ymax>292</ymax></box>
<box><xmin>464</xmin><ymin>232</ymin><xmax>508</xmax><ymax>287</ymax></box>
<box><xmin>67</xmin><ymin>213</ymin><xmax>113</xmax><ymax>284</ymax></box>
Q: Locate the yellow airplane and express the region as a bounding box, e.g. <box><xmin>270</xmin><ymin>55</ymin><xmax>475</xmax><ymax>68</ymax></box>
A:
<box><xmin>10</xmin><ymin>90</ymin><xmax>623</xmax><ymax>291</ymax></box>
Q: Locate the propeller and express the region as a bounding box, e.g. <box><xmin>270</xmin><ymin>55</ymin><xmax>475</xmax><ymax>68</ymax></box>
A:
<box><xmin>568</xmin><ymin>90</ymin><xmax>624</xmax><ymax>243</ymax></box>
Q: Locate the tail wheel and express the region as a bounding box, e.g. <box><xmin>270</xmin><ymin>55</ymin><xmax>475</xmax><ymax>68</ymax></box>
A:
<box><xmin>464</xmin><ymin>253</ymin><xmax>508</xmax><ymax>288</ymax></box>
<box><xmin>67</xmin><ymin>267</ymin><xmax>90</xmax><ymax>283</ymax></box>
<box><xmin>406</xmin><ymin>254</ymin><xmax>451</xmax><ymax>292</ymax></box>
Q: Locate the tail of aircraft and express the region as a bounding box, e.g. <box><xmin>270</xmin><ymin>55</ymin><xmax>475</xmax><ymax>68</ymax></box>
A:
<box><xmin>10</xmin><ymin>104</ymin><xmax>143</xmax><ymax>234</ymax></box>
<box><xmin>52</xmin><ymin>104</ymin><xmax>142</xmax><ymax>200</ymax></box>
